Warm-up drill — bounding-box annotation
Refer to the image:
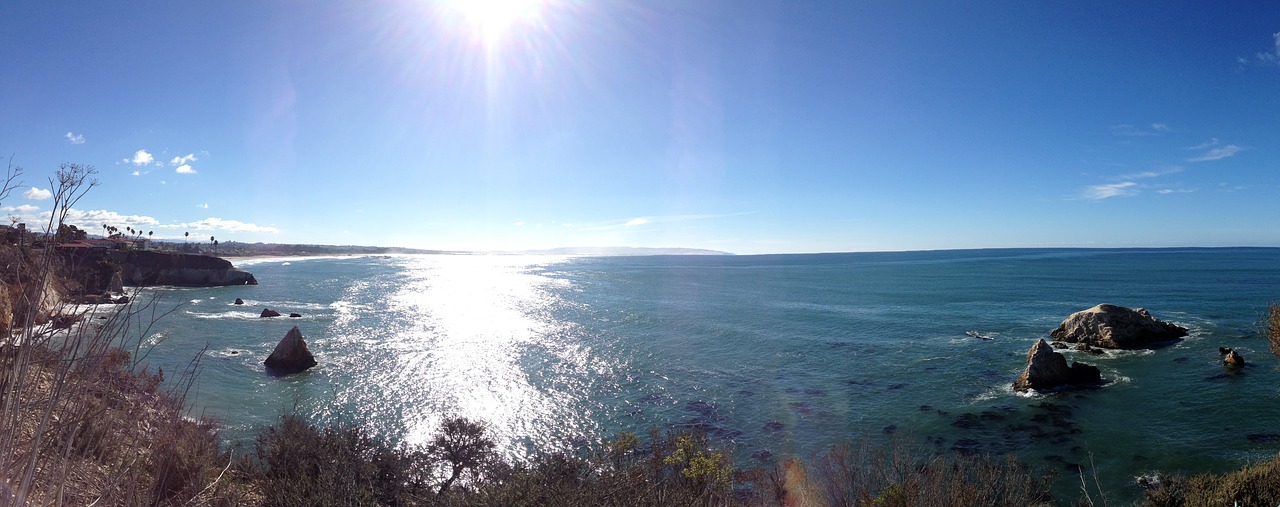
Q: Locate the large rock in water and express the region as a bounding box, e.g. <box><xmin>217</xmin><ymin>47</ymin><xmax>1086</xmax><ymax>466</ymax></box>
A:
<box><xmin>1050</xmin><ymin>304</ymin><xmax>1187</xmax><ymax>349</ymax></box>
<box><xmin>264</xmin><ymin>326</ymin><xmax>317</xmax><ymax>374</ymax></box>
<box><xmin>1013</xmin><ymin>339</ymin><xmax>1102</xmax><ymax>391</ymax></box>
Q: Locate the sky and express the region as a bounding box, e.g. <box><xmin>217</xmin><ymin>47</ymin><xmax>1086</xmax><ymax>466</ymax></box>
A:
<box><xmin>1</xmin><ymin>1</ymin><xmax>1277</xmax><ymax>254</ymax></box>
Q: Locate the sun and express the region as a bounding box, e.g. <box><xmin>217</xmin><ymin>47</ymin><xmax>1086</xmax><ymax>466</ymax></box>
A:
<box><xmin>446</xmin><ymin>0</ymin><xmax>543</xmax><ymax>46</ymax></box>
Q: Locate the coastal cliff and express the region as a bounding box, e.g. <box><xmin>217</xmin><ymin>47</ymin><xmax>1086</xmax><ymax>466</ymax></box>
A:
<box><xmin>55</xmin><ymin>248</ymin><xmax>256</xmax><ymax>294</ymax></box>
<box><xmin>109</xmin><ymin>250</ymin><xmax>257</xmax><ymax>287</ymax></box>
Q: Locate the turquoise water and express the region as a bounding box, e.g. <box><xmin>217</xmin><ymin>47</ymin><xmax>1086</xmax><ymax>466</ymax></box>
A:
<box><xmin>139</xmin><ymin>248</ymin><xmax>1280</xmax><ymax>502</ymax></box>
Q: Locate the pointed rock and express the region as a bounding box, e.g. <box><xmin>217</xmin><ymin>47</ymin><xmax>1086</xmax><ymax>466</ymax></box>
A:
<box><xmin>260</xmin><ymin>308</ymin><xmax>281</xmax><ymax>318</ymax></box>
<box><xmin>1013</xmin><ymin>339</ymin><xmax>1102</xmax><ymax>391</ymax></box>
<box><xmin>264</xmin><ymin>325</ymin><xmax>317</xmax><ymax>374</ymax></box>
<box><xmin>234</xmin><ymin>298</ymin><xmax>244</xmax><ymax>305</ymax></box>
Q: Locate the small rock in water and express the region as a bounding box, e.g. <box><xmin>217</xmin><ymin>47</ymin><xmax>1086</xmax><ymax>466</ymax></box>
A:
<box><xmin>751</xmin><ymin>450</ymin><xmax>774</xmax><ymax>462</ymax></box>
<box><xmin>260</xmin><ymin>308</ymin><xmax>281</xmax><ymax>318</ymax></box>
<box><xmin>882</xmin><ymin>425</ymin><xmax>897</xmax><ymax>434</ymax></box>
<box><xmin>1223</xmin><ymin>349</ymin><xmax>1245</xmax><ymax>369</ymax></box>
<box><xmin>234</xmin><ymin>298</ymin><xmax>245</xmax><ymax>305</ymax></box>
<box><xmin>289</xmin><ymin>313</ymin><xmax>302</xmax><ymax>318</ymax></box>
<box><xmin>762</xmin><ymin>421</ymin><xmax>784</xmax><ymax>433</ymax></box>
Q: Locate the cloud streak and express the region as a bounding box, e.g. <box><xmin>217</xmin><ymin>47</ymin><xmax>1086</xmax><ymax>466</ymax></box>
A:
<box><xmin>1189</xmin><ymin>144</ymin><xmax>1243</xmax><ymax>162</ymax></box>
<box><xmin>159</xmin><ymin>217</ymin><xmax>280</xmax><ymax>233</ymax></box>
<box><xmin>64</xmin><ymin>132</ymin><xmax>85</xmax><ymax>144</ymax></box>
<box><xmin>1084</xmin><ymin>182</ymin><xmax>1138</xmax><ymax>200</ymax></box>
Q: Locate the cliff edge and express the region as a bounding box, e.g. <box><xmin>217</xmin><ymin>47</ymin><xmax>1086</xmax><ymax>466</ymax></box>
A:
<box><xmin>110</xmin><ymin>250</ymin><xmax>257</xmax><ymax>287</ymax></box>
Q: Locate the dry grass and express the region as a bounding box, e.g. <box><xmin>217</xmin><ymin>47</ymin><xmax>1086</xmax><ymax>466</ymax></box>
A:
<box><xmin>1141</xmin><ymin>454</ymin><xmax>1280</xmax><ymax>507</ymax></box>
<box><xmin>1264</xmin><ymin>301</ymin><xmax>1280</xmax><ymax>359</ymax></box>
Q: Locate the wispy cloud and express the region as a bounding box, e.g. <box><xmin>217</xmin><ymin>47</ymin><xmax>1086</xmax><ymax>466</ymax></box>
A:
<box><xmin>127</xmin><ymin>149</ymin><xmax>154</xmax><ymax>166</ymax></box>
<box><xmin>513</xmin><ymin>221</ymin><xmax>525</xmax><ymax>226</ymax></box>
<box><xmin>1189</xmin><ymin>144</ymin><xmax>1243</xmax><ymax>162</ymax></box>
<box><xmin>1084</xmin><ymin>182</ymin><xmax>1138</xmax><ymax>200</ymax></box>
<box><xmin>64</xmin><ymin>132</ymin><xmax>85</xmax><ymax>144</ymax></box>
<box><xmin>1118</xmin><ymin>166</ymin><xmax>1182</xmax><ymax>180</ymax></box>
<box><xmin>1185</xmin><ymin>138</ymin><xmax>1219</xmax><ymax>150</ymax></box>
<box><xmin>625</xmin><ymin>218</ymin><xmax>650</xmax><ymax>226</ymax></box>
<box><xmin>1257</xmin><ymin>32</ymin><xmax>1280</xmax><ymax>64</ymax></box>
<box><xmin>197</xmin><ymin>203</ymin><xmax>209</xmax><ymax>209</ymax></box>
<box><xmin>131</xmin><ymin>170</ymin><xmax>144</xmax><ymax>177</ymax></box>
<box><xmin>171</xmin><ymin>154</ymin><xmax>197</xmax><ymax>165</ymax></box>
<box><xmin>1110</xmin><ymin>124</ymin><xmax>1166</xmax><ymax>137</ymax></box>
<box><xmin>175</xmin><ymin>164</ymin><xmax>197</xmax><ymax>174</ymax></box>
<box><xmin>22</xmin><ymin>187</ymin><xmax>52</xmax><ymax>200</ymax></box>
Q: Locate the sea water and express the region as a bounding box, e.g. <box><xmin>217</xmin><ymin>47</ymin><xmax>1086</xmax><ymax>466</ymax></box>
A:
<box><xmin>136</xmin><ymin>248</ymin><xmax>1280</xmax><ymax>502</ymax></box>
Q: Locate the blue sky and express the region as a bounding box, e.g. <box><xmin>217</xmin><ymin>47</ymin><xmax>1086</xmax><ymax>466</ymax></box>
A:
<box><xmin>1</xmin><ymin>1</ymin><xmax>1277</xmax><ymax>254</ymax></box>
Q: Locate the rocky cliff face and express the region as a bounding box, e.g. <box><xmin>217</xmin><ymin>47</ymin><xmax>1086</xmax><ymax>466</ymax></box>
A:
<box><xmin>0</xmin><ymin>246</ymin><xmax>69</xmax><ymax>333</ymax></box>
<box><xmin>109</xmin><ymin>251</ymin><xmax>257</xmax><ymax>287</ymax></box>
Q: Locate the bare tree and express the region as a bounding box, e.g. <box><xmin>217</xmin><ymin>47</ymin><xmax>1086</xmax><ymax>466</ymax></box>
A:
<box><xmin>0</xmin><ymin>154</ymin><xmax>22</xmax><ymax>209</ymax></box>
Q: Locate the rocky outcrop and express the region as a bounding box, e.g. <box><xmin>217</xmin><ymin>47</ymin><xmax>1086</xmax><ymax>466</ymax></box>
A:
<box><xmin>260</xmin><ymin>308</ymin><xmax>281</xmax><ymax>318</ymax></box>
<box><xmin>288</xmin><ymin>313</ymin><xmax>301</xmax><ymax>318</ymax></box>
<box><xmin>264</xmin><ymin>326</ymin><xmax>317</xmax><ymax>374</ymax></box>
<box><xmin>1049</xmin><ymin>304</ymin><xmax>1187</xmax><ymax>349</ymax></box>
<box><xmin>1224</xmin><ymin>349</ymin><xmax>1245</xmax><ymax>369</ymax></box>
<box><xmin>234</xmin><ymin>298</ymin><xmax>244</xmax><ymax>305</ymax></box>
<box><xmin>109</xmin><ymin>251</ymin><xmax>256</xmax><ymax>287</ymax></box>
<box><xmin>1013</xmin><ymin>339</ymin><xmax>1103</xmax><ymax>391</ymax></box>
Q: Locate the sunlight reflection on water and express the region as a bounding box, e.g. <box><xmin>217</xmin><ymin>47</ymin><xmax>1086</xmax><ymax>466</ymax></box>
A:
<box><xmin>315</xmin><ymin>255</ymin><xmax>604</xmax><ymax>457</ymax></box>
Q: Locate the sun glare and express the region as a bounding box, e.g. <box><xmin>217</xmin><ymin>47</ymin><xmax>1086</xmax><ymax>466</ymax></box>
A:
<box><xmin>446</xmin><ymin>0</ymin><xmax>543</xmax><ymax>46</ymax></box>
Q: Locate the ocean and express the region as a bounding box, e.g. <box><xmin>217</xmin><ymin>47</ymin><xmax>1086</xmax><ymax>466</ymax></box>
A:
<box><xmin>135</xmin><ymin>248</ymin><xmax>1280</xmax><ymax>501</ymax></box>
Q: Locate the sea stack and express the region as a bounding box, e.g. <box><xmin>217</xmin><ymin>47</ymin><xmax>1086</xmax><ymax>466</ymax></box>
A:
<box><xmin>264</xmin><ymin>325</ymin><xmax>317</xmax><ymax>374</ymax></box>
<box><xmin>1050</xmin><ymin>304</ymin><xmax>1187</xmax><ymax>349</ymax></box>
<box><xmin>1013</xmin><ymin>339</ymin><xmax>1103</xmax><ymax>391</ymax></box>
<box><xmin>260</xmin><ymin>308</ymin><xmax>281</xmax><ymax>318</ymax></box>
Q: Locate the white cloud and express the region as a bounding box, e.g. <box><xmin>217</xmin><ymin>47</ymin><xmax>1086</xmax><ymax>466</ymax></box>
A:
<box><xmin>1084</xmin><ymin>182</ymin><xmax>1138</xmax><ymax>200</ymax></box>
<box><xmin>1189</xmin><ymin>144</ymin><xmax>1243</xmax><ymax>162</ymax></box>
<box><xmin>513</xmin><ymin>221</ymin><xmax>526</xmax><ymax>226</ymax></box>
<box><xmin>1157</xmin><ymin>188</ymin><xmax>1195</xmax><ymax>195</ymax></box>
<box><xmin>625</xmin><ymin>217</ymin><xmax>650</xmax><ymax>226</ymax></box>
<box><xmin>160</xmin><ymin>217</ymin><xmax>280</xmax><ymax>233</ymax></box>
<box><xmin>64</xmin><ymin>132</ymin><xmax>85</xmax><ymax>144</ymax></box>
<box><xmin>197</xmin><ymin>203</ymin><xmax>209</xmax><ymax>209</ymax></box>
<box><xmin>61</xmin><ymin>209</ymin><xmax>161</xmax><ymax>229</ymax></box>
<box><xmin>131</xmin><ymin>170</ymin><xmax>142</xmax><ymax>176</ymax></box>
<box><xmin>128</xmin><ymin>149</ymin><xmax>154</xmax><ymax>166</ymax></box>
<box><xmin>1151</xmin><ymin>123</ymin><xmax>1169</xmax><ymax>132</ymax></box>
<box><xmin>175</xmin><ymin>164</ymin><xmax>197</xmax><ymax>174</ymax></box>
<box><xmin>22</xmin><ymin>187</ymin><xmax>52</xmax><ymax>200</ymax></box>
<box><xmin>171</xmin><ymin>154</ymin><xmax>197</xmax><ymax>165</ymax></box>
<box><xmin>1</xmin><ymin>204</ymin><xmax>39</xmax><ymax>213</ymax></box>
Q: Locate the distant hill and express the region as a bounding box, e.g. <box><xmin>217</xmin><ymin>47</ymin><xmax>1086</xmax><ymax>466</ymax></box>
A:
<box><xmin>519</xmin><ymin>246</ymin><xmax>733</xmax><ymax>256</ymax></box>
